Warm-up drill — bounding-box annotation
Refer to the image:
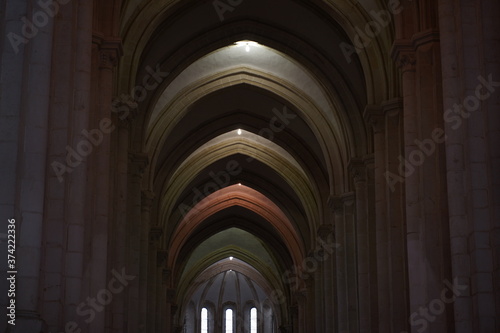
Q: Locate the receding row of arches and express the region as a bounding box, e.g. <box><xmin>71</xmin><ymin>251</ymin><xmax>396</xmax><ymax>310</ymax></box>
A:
<box><xmin>5</xmin><ymin>0</ymin><xmax>497</xmax><ymax>332</ymax></box>
<box><xmin>113</xmin><ymin>0</ymin><xmax>389</xmax><ymax>331</ymax></box>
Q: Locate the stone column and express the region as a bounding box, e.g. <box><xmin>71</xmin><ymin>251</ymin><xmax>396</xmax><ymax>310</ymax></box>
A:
<box><xmin>383</xmin><ymin>99</ymin><xmax>410</xmax><ymax>332</ymax></box>
<box><xmin>110</xmin><ymin>118</ymin><xmax>129</xmax><ymax>333</ymax></box>
<box><xmin>314</xmin><ymin>260</ymin><xmax>323</xmax><ymax>332</ymax></box>
<box><xmin>317</xmin><ymin>224</ymin><xmax>336</xmax><ymax>331</ymax></box>
<box><xmin>62</xmin><ymin>0</ymin><xmax>94</xmax><ymax>331</ymax></box>
<box><xmin>8</xmin><ymin>0</ymin><xmax>55</xmax><ymax>329</ymax></box>
<box><xmin>167</xmin><ymin>287</ymin><xmax>177</xmax><ymax>333</ymax></box>
<box><xmin>365</xmin><ymin>104</ymin><xmax>396</xmax><ymax>332</ymax></box>
<box><xmin>289</xmin><ymin>304</ymin><xmax>298</xmax><ymax>333</ymax></box>
<box><xmin>341</xmin><ymin>193</ymin><xmax>358</xmax><ymax>333</ymax></box>
<box><xmin>392</xmin><ymin>25</ymin><xmax>452</xmax><ymax>332</ymax></box>
<box><xmin>363</xmin><ymin>155</ymin><xmax>379</xmax><ymax>330</ymax></box>
<box><xmin>349</xmin><ymin>159</ymin><xmax>370</xmax><ymax>333</ymax></box>
<box><xmin>330</xmin><ymin>196</ymin><xmax>348</xmax><ymax>333</ymax></box>
<box><xmin>162</xmin><ymin>270</ymin><xmax>172</xmax><ymax>332</ymax></box>
<box><xmin>38</xmin><ymin>0</ymin><xmax>74</xmax><ymax>331</ymax></box>
<box><xmin>295</xmin><ymin>290</ymin><xmax>308</xmax><ymax>333</ymax></box>
<box><xmin>126</xmin><ymin>152</ymin><xmax>149</xmax><ymax>332</ymax></box>
<box><xmin>0</xmin><ymin>0</ymin><xmax>28</xmax><ymax>328</ymax></box>
<box><xmin>148</xmin><ymin>227</ymin><xmax>163</xmax><ymax>332</ymax></box>
<box><xmin>88</xmin><ymin>38</ymin><xmax>121</xmax><ymax>333</ymax></box>
<box><xmin>156</xmin><ymin>250</ymin><xmax>168</xmax><ymax>331</ymax></box>
<box><xmin>439</xmin><ymin>0</ymin><xmax>500</xmax><ymax>331</ymax></box>
<box><xmin>140</xmin><ymin>190</ymin><xmax>155</xmax><ymax>332</ymax></box>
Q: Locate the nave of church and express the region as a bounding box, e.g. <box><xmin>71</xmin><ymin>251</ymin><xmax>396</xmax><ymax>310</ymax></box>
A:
<box><xmin>0</xmin><ymin>0</ymin><xmax>499</xmax><ymax>332</ymax></box>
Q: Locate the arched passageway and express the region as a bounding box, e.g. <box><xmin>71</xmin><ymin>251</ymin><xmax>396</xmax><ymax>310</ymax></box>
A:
<box><xmin>1</xmin><ymin>0</ymin><xmax>499</xmax><ymax>332</ymax></box>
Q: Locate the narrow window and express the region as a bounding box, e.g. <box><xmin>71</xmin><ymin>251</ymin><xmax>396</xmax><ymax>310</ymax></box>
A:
<box><xmin>225</xmin><ymin>308</ymin><xmax>233</xmax><ymax>333</ymax></box>
<box><xmin>250</xmin><ymin>307</ymin><xmax>257</xmax><ymax>333</ymax></box>
<box><xmin>201</xmin><ymin>308</ymin><xmax>208</xmax><ymax>333</ymax></box>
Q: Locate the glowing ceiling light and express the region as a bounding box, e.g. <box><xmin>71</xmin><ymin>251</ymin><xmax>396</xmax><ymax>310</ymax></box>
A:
<box><xmin>238</xmin><ymin>183</ymin><xmax>242</xmax><ymax>186</ymax></box>
<box><xmin>229</xmin><ymin>256</ymin><xmax>233</xmax><ymax>260</ymax></box>
<box><xmin>237</xmin><ymin>129</ymin><xmax>242</xmax><ymax>135</ymax></box>
<box><xmin>234</xmin><ymin>41</ymin><xmax>259</xmax><ymax>52</ymax></box>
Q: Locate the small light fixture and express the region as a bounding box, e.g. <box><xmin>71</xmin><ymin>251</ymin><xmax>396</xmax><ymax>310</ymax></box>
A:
<box><xmin>229</xmin><ymin>256</ymin><xmax>233</xmax><ymax>261</ymax></box>
<box><xmin>237</xmin><ymin>129</ymin><xmax>242</xmax><ymax>135</ymax></box>
<box><xmin>235</xmin><ymin>41</ymin><xmax>259</xmax><ymax>52</ymax></box>
<box><xmin>238</xmin><ymin>183</ymin><xmax>242</xmax><ymax>186</ymax></box>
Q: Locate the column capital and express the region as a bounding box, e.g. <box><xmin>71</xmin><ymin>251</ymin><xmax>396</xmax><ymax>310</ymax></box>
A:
<box><xmin>348</xmin><ymin>158</ymin><xmax>366</xmax><ymax>183</ymax></box>
<box><xmin>327</xmin><ymin>195</ymin><xmax>343</xmax><ymax>213</ymax></box>
<box><xmin>411</xmin><ymin>29</ymin><xmax>440</xmax><ymax>50</ymax></box>
<box><xmin>93</xmin><ymin>35</ymin><xmax>123</xmax><ymax>70</ymax></box>
<box><xmin>294</xmin><ymin>289</ymin><xmax>308</xmax><ymax>304</ymax></box>
<box><xmin>142</xmin><ymin>190</ymin><xmax>155</xmax><ymax>212</ymax></box>
<box><xmin>317</xmin><ymin>224</ymin><xmax>334</xmax><ymax>240</ymax></box>
<box><xmin>112</xmin><ymin>93</ymin><xmax>139</xmax><ymax>125</ymax></box>
<box><xmin>168</xmin><ymin>293</ymin><xmax>177</xmax><ymax>306</ymax></box>
<box><xmin>116</xmin><ymin>116</ymin><xmax>131</xmax><ymax>130</ymax></box>
<box><xmin>98</xmin><ymin>49</ymin><xmax>118</xmax><ymax>70</ymax></box>
<box><xmin>363</xmin><ymin>105</ymin><xmax>385</xmax><ymax>132</ymax></box>
<box><xmin>340</xmin><ymin>192</ymin><xmax>356</xmax><ymax>206</ymax></box>
<box><xmin>163</xmin><ymin>270</ymin><xmax>172</xmax><ymax>286</ymax></box>
<box><xmin>150</xmin><ymin>227</ymin><xmax>163</xmax><ymax>246</ymax></box>
<box><xmin>129</xmin><ymin>152</ymin><xmax>149</xmax><ymax>177</ymax></box>
<box><xmin>391</xmin><ymin>39</ymin><xmax>416</xmax><ymax>72</ymax></box>
<box><xmin>382</xmin><ymin>98</ymin><xmax>404</xmax><ymax>117</ymax></box>
<box><xmin>363</xmin><ymin>154</ymin><xmax>375</xmax><ymax>169</ymax></box>
<box><xmin>157</xmin><ymin>249</ymin><xmax>168</xmax><ymax>268</ymax></box>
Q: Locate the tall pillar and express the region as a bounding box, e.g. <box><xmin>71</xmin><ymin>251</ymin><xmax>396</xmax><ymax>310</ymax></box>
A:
<box><xmin>156</xmin><ymin>250</ymin><xmax>168</xmax><ymax>331</ymax></box>
<box><xmin>349</xmin><ymin>159</ymin><xmax>370</xmax><ymax>333</ymax></box>
<box><xmin>38</xmin><ymin>0</ymin><xmax>74</xmax><ymax>331</ymax></box>
<box><xmin>140</xmin><ymin>191</ymin><xmax>155</xmax><ymax>332</ymax></box>
<box><xmin>167</xmin><ymin>287</ymin><xmax>176</xmax><ymax>333</ymax></box>
<box><xmin>342</xmin><ymin>193</ymin><xmax>358</xmax><ymax>333</ymax></box>
<box><xmin>126</xmin><ymin>152</ymin><xmax>149</xmax><ymax>332</ymax></box>
<box><xmin>110</xmin><ymin>118</ymin><xmax>129</xmax><ymax>333</ymax></box>
<box><xmin>364</xmin><ymin>105</ymin><xmax>390</xmax><ymax>332</ymax></box>
<box><xmin>393</xmin><ymin>8</ymin><xmax>453</xmax><ymax>330</ymax></box>
<box><xmin>8</xmin><ymin>0</ymin><xmax>56</xmax><ymax>329</ymax></box>
<box><xmin>363</xmin><ymin>155</ymin><xmax>379</xmax><ymax>331</ymax></box>
<box><xmin>383</xmin><ymin>99</ymin><xmax>410</xmax><ymax>332</ymax></box>
<box><xmin>148</xmin><ymin>227</ymin><xmax>163</xmax><ymax>332</ymax></box>
<box><xmin>62</xmin><ymin>0</ymin><xmax>94</xmax><ymax>331</ymax></box>
<box><xmin>314</xmin><ymin>259</ymin><xmax>323</xmax><ymax>332</ymax></box>
<box><xmin>88</xmin><ymin>37</ymin><xmax>121</xmax><ymax>333</ymax></box>
<box><xmin>330</xmin><ymin>196</ymin><xmax>348</xmax><ymax>333</ymax></box>
<box><xmin>317</xmin><ymin>224</ymin><xmax>336</xmax><ymax>331</ymax></box>
<box><xmin>439</xmin><ymin>0</ymin><xmax>500</xmax><ymax>331</ymax></box>
<box><xmin>162</xmin><ymin>270</ymin><xmax>171</xmax><ymax>332</ymax></box>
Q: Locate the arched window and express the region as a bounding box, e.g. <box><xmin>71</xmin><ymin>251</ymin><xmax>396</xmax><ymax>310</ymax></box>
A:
<box><xmin>250</xmin><ymin>307</ymin><xmax>258</xmax><ymax>333</ymax></box>
<box><xmin>225</xmin><ymin>308</ymin><xmax>233</xmax><ymax>333</ymax></box>
<box><xmin>201</xmin><ymin>308</ymin><xmax>208</xmax><ymax>333</ymax></box>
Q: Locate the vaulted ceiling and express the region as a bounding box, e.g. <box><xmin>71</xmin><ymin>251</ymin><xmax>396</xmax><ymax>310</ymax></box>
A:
<box><xmin>113</xmin><ymin>0</ymin><xmax>397</xmax><ymax>317</ymax></box>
